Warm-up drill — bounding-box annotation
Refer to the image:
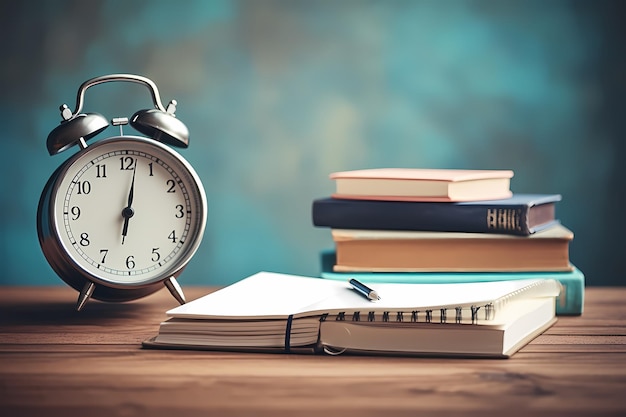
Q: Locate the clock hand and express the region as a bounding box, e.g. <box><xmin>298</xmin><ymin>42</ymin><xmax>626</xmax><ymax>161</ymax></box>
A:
<box><xmin>121</xmin><ymin>162</ymin><xmax>137</xmax><ymax>244</ymax></box>
<box><xmin>127</xmin><ymin>165</ymin><xmax>136</xmax><ymax>208</ymax></box>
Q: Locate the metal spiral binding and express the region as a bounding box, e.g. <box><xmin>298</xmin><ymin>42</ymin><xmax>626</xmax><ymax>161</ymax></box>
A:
<box><xmin>314</xmin><ymin>279</ymin><xmax>559</xmax><ymax>327</ymax></box>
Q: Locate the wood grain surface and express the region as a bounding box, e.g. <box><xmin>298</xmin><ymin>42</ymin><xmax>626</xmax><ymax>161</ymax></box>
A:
<box><xmin>1</xmin><ymin>286</ymin><xmax>625</xmax><ymax>417</ymax></box>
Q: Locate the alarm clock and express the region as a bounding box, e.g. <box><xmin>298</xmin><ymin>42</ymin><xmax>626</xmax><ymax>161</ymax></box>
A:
<box><xmin>37</xmin><ymin>74</ymin><xmax>207</xmax><ymax>311</ymax></box>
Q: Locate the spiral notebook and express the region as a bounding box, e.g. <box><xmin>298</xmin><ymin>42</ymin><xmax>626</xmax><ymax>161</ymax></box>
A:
<box><xmin>144</xmin><ymin>272</ymin><xmax>560</xmax><ymax>358</ymax></box>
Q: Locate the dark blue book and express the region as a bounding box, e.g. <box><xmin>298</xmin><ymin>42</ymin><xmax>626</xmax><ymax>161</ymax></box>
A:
<box><xmin>312</xmin><ymin>194</ymin><xmax>561</xmax><ymax>236</ymax></box>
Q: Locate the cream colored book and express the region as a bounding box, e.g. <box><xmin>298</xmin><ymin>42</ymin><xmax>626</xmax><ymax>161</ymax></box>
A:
<box><xmin>145</xmin><ymin>272</ymin><xmax>560</xmax><ymax>358</ymax></box>
<box><xmin>330</xmin><ymin>168</ymin><xmax>514</xmax><ymax>202</ymax></box>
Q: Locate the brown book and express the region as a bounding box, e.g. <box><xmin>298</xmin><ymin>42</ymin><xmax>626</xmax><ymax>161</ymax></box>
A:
<box><xmin>330</xmin><ymin>168</ymin><xmax>514</xmax><ymax>202</ymax></box>
<box><xmin>332</xmin><ymin>224</ymin><xmax>573</xmax><ymax>272</ymax></box>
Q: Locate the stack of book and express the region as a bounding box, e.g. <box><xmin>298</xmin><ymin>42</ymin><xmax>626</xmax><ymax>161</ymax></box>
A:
<box><xmin>312</xmin><ymin>168</ymin><xmax>585</xmax><ymax>315</ymax></box>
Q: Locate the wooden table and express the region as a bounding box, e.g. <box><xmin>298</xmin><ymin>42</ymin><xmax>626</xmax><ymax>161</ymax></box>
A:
<box><xmin>1</xmin><ymin>286</ymin><xmax>625</xmax><ymax>417</ymax></box>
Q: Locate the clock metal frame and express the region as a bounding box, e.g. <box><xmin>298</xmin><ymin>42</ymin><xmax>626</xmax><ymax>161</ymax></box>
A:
<box><xmin>37</xmin><ymin>74</ymin><xmax>207</xmax><ymax>311</ymax></box>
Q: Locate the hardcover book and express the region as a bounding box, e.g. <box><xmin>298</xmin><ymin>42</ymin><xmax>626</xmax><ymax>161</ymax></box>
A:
<box><xmin>144</xmin><ymin>271</ymin><xmax>561</xmax><ymax>358</ymax></box>
<box><xmin>312</xmin><ymin>194</ymin><xmax>561</xmax><ymax>236</ymax></box>
<box><xmin>318</xmin><ymin>250</ymin><xmax>584</xmax><ymax>315</ymax></box>
<box><xmin>332</xmin><ymin>224</ymin><xmax>574</xmax><ymax>273</ymax></box>
<box><xmin>329</xmin><ymin>168</ymin><xmax>514</xmax><ymax>202</ymax></box>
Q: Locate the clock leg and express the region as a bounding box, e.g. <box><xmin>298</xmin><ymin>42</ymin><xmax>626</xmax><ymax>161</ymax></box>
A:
<box><xmin>76</xmin><ymin>281</ymin><xmax>95</xmax><ymax>311</ymax></box>
<box><xmin>164</xmin><ymin>276</ymin><xmax>186</xmax><ymax>305</ymax></box>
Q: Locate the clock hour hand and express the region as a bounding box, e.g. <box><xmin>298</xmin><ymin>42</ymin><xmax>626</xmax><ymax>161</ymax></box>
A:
<box><xmin>121</xmin><ymin>162</ymin><xmax>137</xmax><ymax>244</ymax></box>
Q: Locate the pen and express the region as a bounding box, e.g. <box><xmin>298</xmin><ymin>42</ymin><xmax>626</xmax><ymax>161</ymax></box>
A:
<box><xmin>348</xmin><ymin>278</ymin><xmax>381</xmax><ymax>301</ymax></box>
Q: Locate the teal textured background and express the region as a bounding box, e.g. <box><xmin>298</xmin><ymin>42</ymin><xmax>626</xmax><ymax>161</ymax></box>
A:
<box><xmin>1</xmin><ymin>0</ymin><xmax>624</xmax><ymax>287</ymax></box>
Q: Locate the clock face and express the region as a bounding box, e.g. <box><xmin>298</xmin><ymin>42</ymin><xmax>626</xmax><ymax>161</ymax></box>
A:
<box><xmin>51</xmin><ymin>136</ymin><xmax>206</xmax><ymax>287</ymax></box>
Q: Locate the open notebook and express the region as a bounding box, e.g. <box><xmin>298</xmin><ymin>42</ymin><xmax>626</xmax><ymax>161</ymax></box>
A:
<box><xmin>144</xmin><ymin>272</ymin><xmax>561</xmax><ymax>358</ymax></box>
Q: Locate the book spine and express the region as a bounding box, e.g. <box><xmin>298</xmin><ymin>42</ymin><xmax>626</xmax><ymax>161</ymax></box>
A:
<box><xmin>486</xmin><ymin>208</ymin><xmax>527</xmax><ymax>234</ymax></box>
<box><xmin>312</xmin><ymin>199</ymin><xmax>533</xmax><ymax>235</ymax></box>
<box><xmin>555</xmin><ymin>274</ymin><xmax>585</xmax><ymax>316</ymax></box>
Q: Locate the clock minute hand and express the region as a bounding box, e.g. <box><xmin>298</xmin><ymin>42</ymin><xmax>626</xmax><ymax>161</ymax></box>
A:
<box><xmin>121</xmin><ymin>163</ymin><xmax>137</xmax><ymax>245</ymax></box>
<box><xmin>127</xmin><ymin>165</ymin><xmax>136</xmax><ymax>208</ymax></box>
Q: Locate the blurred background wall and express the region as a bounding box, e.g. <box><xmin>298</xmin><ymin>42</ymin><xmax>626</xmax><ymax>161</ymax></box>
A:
<box><xmin>1</xmin><ymin>0</ymin><xmax>624</xmax><ymax>287</ymax></box>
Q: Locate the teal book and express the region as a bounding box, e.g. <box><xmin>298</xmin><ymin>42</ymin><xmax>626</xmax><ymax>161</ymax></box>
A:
<box><xmin>319</xmin><ymin>250</ymin><xmax>584</xmax><ymax>315</ymax></box>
